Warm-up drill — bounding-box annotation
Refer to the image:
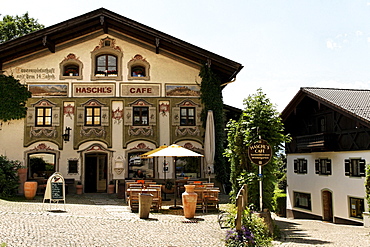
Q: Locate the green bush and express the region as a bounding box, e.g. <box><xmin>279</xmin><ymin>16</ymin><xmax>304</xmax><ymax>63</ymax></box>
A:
<box><xmin>223</xmin><ymin>204</ymin><xmax>273</xmax><ymax>246</ymax></box>
<box><xmin>0</xmin><ymin>155</ymin><xmax>21</xmax><ymax>197</ymax></box>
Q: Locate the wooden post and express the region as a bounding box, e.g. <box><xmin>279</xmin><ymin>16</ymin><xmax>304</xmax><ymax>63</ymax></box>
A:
<box><xmin>235</xmin><ymin>194</ymin><xmax>243</xmax><ymax>231</ymax></box>
<box><xmin>243</xmin><ymin>184</ymin><xmax>248</xmax><ymax>208</ymax></box>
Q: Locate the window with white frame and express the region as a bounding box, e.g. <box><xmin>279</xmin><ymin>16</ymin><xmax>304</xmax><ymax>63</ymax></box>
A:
<box><xmin>315</xmin><ymin>158</ymin><xmax>332</xmax><ymax>175</ymax></box>
<box><xmin>345</xmin><ymin>159</ymin><xmax>365</xmax><ymax>177</ymax></box>
<box><xmin>293</xmin><ymin>159</ymin><xmax>307</xmax><ymax>174</ymax></box>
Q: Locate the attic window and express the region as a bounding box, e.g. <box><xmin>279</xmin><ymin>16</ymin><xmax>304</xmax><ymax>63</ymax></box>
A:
<box><xmin>63</xmin><ymin>65</ymin><xmax>79</xmax><ymax>76</ymax></box>
<box><xmin>91</xmin><ymin>37</ymin><xmax>122</xmax><ymax>81</ymax></box>
<box><xmin>127</xmin><ymin>54</ymin><xmax>150</xmax><ymax>81</ymax></box>
<box><xmin>131</xmin><ymin>66</ymin><xmax>146</xmax><ymax>77</ymax></box>
<box><xmin>60</xmin><ymin>53</ymin><xmax>83</xmax><ymax>80</ymax></box>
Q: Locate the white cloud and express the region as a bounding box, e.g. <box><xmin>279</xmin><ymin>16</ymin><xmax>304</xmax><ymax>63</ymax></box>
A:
<box><xmin>356</xmin><ymin>30</ymin><xmax>363</xmax><ymax>36</ymax></box>
<box><xmin>326</xmin><ymin>40</ymin><xmax>341</xmax><ymax>50</ymax></box>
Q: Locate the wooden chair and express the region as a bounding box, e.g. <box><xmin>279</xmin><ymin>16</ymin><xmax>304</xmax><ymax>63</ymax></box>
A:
<box><xmin>128</xmin><ymin>188</ymin><xmax>142</xmax><ymax>212</ymax></box>
<box><xmin>149</xmin><ymin>187</ymin><xmax>162</xmax><ymax>211</ymax></box>
<box><xmin>204</xmin><ymin>189</ymin><xmax>219</xmax><ymax>213</ymax></box>
<box><xmin>195</xmin><ymin>188</ymin><xmax>206</xmax><ymax>212</ymax></box>
<box><xmin>126</xmin><ymin>183</ymin><xmax>143</xmax><ymax>202</ymax></box>
<box><xmin>203</xmin><ymin>183</ymin><xmax>214</xmax><ymax>188</ymax></box>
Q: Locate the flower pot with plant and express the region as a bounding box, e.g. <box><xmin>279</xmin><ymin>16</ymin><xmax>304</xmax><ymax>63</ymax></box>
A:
<box><xmin>108</xmin><ymin>180</ymin><xmax>115</xmax><ymax>194</ymax></box>
<box><xmin>76</xmin><ymin>181</ymin><xmax>83</xmax><ymax>195</ymax></box>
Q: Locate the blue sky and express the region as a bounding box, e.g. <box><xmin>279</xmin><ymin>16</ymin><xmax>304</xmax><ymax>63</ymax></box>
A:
<box><xmin>3</xmin><ymin>0</ymin><xmax>370</xmax><ymax>112</ymax></box>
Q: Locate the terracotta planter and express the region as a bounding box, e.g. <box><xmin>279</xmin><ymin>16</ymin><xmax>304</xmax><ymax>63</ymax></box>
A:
<box><xmin>17</xmin><ymin>168</ymin><xmax>28</xmax><ymax>194</ymax></box>
<box><xmin>76</xmin><ymin>184</ymin><xmax>83</xmax><ymax>195</ymax></box>
<box><xmin>24</xmin><ymin>181</ymin><xmax>37</xmax><ymax>200</ymax></box>
<box><xmin>108</xmin><ymin>184</ymin><xmax>115</xmax><ymax>194</ymax></box>
<box><xmin>182</xmin><ymin>185</ymin><xmax>198</xmax><ymax>219</ymax></box>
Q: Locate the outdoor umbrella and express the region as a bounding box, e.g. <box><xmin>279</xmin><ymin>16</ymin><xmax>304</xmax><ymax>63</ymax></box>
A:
<box><xmin>204</xmin><ymin>110</ymin><xmax>215</xmax><ymax>182</ymax></box>
<box><xmin>148</xmin><ymin>144</ymin><xmax>203</xmax><ymax>208</ymax></box>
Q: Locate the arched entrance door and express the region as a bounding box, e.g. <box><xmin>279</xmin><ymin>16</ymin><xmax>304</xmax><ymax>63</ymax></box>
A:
<box><xmin>84</xmin><ymin>153</ymin><xmax>107</xmax><ymax>193</ymax></box>
<box><xmin>322</xmin><ymin>190</ymin><xmax>333</xmax><ymax>222</ymax></box>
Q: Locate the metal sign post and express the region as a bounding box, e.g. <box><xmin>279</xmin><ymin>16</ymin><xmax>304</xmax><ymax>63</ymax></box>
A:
<box><xmin>248</xmin><ymin>139</ymin><xmax>272</xmax><ymax>211</ymax></box>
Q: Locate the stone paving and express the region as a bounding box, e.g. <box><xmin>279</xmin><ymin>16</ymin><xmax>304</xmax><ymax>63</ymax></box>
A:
<box><xmin>0</xmin><ymin>194</ymin><xmax>227</xmax><ymax>247</ymax></box>
<box><xmin>2</xmin><ymin>193</ymin><xmax>370</xmax><ymax>246</ymax></box>
<box><xmin>272</xmin><ymin>216</ymin><xmax>370</xmax><ymax>246</ymax></box>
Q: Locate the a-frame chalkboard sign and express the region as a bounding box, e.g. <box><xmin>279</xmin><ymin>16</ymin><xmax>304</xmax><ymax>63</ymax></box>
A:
<box><xmin>43</xmin><ymin>172</ymin><xmax>66</xmax><ymax>211</ymax></box>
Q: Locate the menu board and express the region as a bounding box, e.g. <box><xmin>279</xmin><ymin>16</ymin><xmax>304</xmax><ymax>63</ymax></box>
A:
<box><xmin>51</xmin><ymin>182</ymin><xmax>63</xmax><ymax>199</ymax></box>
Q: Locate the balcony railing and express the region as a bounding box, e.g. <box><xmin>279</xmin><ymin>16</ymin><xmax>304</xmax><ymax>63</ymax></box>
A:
<box><xmin>296</xmin><ymin>133</ymin><xmax>336</xmax><ymax>151</ymax></box>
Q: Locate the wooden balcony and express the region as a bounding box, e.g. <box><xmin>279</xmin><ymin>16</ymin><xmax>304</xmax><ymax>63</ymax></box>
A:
<box><xmin>295</xmin><ymin>133</ymin><xmax>337</xmax><ymax>151</ymax></box>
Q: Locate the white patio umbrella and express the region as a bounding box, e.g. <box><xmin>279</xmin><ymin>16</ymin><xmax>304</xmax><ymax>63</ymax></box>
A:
<box><xmin>204</xmin><ymin>110</ymin><xmax>215</xmax><ymax>182</ymax></box>
<box><xmin>148</xmin><ymin>144</ymin><xmax>203</xmax><ymax>208</ymax></box>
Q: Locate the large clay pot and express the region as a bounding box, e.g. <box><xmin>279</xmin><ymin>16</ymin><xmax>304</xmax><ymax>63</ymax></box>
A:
<box><xmin>76</xmin><ymin>184</ymin><xmax>83</xmax><ymax>195</ymax></box>
<box><xmin>182</xmin><ymin>184</ymin><xmax>198</xmax><ymax>219</ymax></box>
<box><xmin>24</xmin><ymin>181</ymin><xmax>38</xmax><ymax>200</ymax></box>
<box><xmin>108</xmin><ymin>184</ymin><xmax>115</xmax><ymax>194</ymax></box>
<box><xmin>17</xmin><ymin>168</ymin><xmax>28</xmax><ymax>194</ymax></box>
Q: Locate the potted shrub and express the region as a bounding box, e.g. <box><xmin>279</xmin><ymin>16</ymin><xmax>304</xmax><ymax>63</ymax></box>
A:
<box><xmin>76</xmin><ymin>181</ymin><xmax>83</xmax><ymax>195</ymax></box>
<box><xmin>162</xmin><ymin>180</ymin><xmax>174</xmax><ymax>194</ymax></box>
<box><xmin>108</xmin><ymin>180</ymin><xmax>115</xmax><ymax>194</ymax></box>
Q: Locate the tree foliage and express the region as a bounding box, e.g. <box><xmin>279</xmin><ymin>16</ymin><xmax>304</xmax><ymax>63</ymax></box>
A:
<box><xmin>0</xmin><ymin>155</ymin><xmax>21</xmax><ymax>198</ymax></box>
<box><xmin>0</xmin><ymin>75</ymin><xmax>31</xmax><ymax>122</ymax></box>
<box><xmin>225</xmin><ymin>88</ymin><xmax>290</xmax><ymax>210</ymax></box>
<box><xmin>199</xmin><ymin>64</ymin><xmax>228</xmax><ymax>184</ymax></box>
<box><xmin>0</xmin><ymin>12</ymin><xmax>44</xmax><ymax>43</ymax></box>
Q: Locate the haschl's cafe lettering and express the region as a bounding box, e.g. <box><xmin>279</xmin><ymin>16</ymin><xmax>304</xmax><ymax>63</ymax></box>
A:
<box><xmin>75</xmin><ymin>86</ymin><xmax>113</xmax><ymax>94</ymax></box>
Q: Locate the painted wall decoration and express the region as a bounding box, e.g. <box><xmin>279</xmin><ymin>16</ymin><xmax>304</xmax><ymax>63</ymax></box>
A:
<box><xmin>29</xmin><ymin>84</ymin><xmax>68</xmax><ymax>97</ymax></box>
<box><xmin>165</xmin><ymin>84</ymin><xmax>200</xmax><ymax>97</ymax></box>
<box><xmin>112</xmin><ymin>107</ymin><xmax>123</xmax><ymax>124</ymax></box>
<box><xmin>64</xmin><ymin>103</ymin><xmax>75</xmax><ymax>119</ymax></box>
<box><xmin>121</xmin><ymin>84</ymin><xmax>160</xmax><ymax>97</ymax></box>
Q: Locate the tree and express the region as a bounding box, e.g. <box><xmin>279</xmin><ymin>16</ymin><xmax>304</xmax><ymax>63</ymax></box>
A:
<box><xmin>0</xmin><ymin>75</ymin><xmax>31</xmax><ymax>122</ymax></box>
<box><xmin>199</xmin><ymin>64</ymin><xmax>228</xmax><ymax>184</ymax></box>
<box><xmin>0</xmin><ymin>12</ymin><xmax>44</xmax><ymax>43</ymax></box>
<box><xmin>225</xmin><ymin>88</ymin><xmax>290</xmax><ymax>211</ymax></box>
<box><xmin>0</xmin><ymin>155</ymin><xmax>21</xmax><ymax>197</ymax></box>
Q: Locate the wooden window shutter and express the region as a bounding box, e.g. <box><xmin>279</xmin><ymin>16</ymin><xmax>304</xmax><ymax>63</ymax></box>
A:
<box><xmin>26</xmin><ymin>107</ymin><xmax>35</xmax><ymax>126</ymax></box>
<box><xmin>149</xmin><ymin>107</ymin><xmax>156</xmax><ymax>125</ymax></box>
<box><xmin>326</xmin><ymin>159</ymin><xmax>332</xmax><ymax>175</ymax></box>
<box><xmin>76</xmin><ymin>107</ymin><xmax>85</xmax><ymax>126</ymax></box>
<box><xmin>101</xmin><ymin>106</ymin><xmax>109</xmax><ymax>126</ymax></box>
<box><xmin>360</xmin><ymin>159</ymin><xmax>366</xmax><ymax>177</ymax></box>
<box><xmin>52</xmin><ymin>107</ymin><xmax>60</xmax><ymax>126</ymax></box>
<box><xmin>294</xmin><ymin>159</ymin><xmax>298</xmax><ymax>173</ymax></box>
<box><xmin>344</xmin><ymin>159</ymin><xmax>350</xmax><ymax>176</ymax></box>
<box><xmin>124</xmin><ymin>107</ymin><xmax>132</xmax><ymax>126</ymax></box>
<box><xmin>315</xmin><ymin>159</ymin><xmax>319</xmax><ymax>174</ymax></box>
<box><xmin>172</xmin><ymin>107</ymin><xmax>180</xmax><ymax>126</ymax></box>
<box><xmin>303</xmin><ymin>159</ymin><xmax>308</xmax><ymax>173</ymax></box>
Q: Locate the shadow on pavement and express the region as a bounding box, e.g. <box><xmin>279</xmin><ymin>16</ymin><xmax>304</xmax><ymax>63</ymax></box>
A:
<box><xmin>274</xmin><ymin>218</ymin><xmax>332</xmax><ymax>245</ymax></box>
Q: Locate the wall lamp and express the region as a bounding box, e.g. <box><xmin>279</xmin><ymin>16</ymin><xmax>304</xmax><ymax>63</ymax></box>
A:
<box><xmin>63</xmin><ymin>127</ymin><xmax>72</xmax><ymax>142</ymax></box>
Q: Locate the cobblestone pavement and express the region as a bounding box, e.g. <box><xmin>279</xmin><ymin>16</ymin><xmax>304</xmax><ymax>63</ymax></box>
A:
<box><xmin>2</xmin><ymin>194</ymin><xmax>370</xmax><ymax>246</ymax></box>
<box><xmin>272</xmin><ymin>215</ymin><xmax>370</xmax><ymax>246</ymax></box>
<box><xmin>0</xmin><ymin>194</ymin><xmax>228</xmax><ymax>247</ymax></box>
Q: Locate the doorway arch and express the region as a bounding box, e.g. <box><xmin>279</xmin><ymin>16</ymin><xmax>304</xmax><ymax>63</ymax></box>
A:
<box><xmin>322</xmin><ymin>190</ymin><xmax>333</xmax><ymax>222</ymax></box>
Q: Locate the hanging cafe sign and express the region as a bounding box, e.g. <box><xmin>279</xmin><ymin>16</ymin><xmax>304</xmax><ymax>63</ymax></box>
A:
<box><xmin>247</xmin><ymin>139</ymin><xmax>272</xmax><ymax>166</ymax></box>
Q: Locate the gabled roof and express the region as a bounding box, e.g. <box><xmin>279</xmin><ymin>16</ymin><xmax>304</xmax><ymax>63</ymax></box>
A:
<box><xmin>0</xmin><ymin>8</ymin><xmax>243</xmax><ymax>83</ymax></box>
<box><xmin>281</xmin><ymin>87</ymin><xmax>370</xmax><ymax>126</ymax></box>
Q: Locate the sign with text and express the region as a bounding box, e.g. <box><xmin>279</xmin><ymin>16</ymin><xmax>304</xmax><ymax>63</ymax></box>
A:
<box><xmin>43</xmin><ymin>172</ymin><xmax>66</xmax><ymax>203</ymax></box>
<box><xmin>248</xmin><ymin>139</ymin><xmax>272</xmax><ymax>166</ymax></box>
<box><xmin>121</xmin><ymin>84</ymin><xmax>160</xmax><ymax>97</ymax></box>
<box><xmin>73</xmin><ymin>84</ymin><xmax>115</xmax><ymax>97</ymax></box>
